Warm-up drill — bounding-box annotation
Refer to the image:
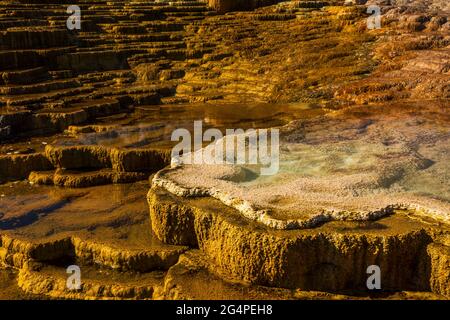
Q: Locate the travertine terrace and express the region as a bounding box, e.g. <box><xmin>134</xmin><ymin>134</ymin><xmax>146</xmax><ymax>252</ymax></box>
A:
<box><xmin>0</xmin><ymin>0</ymin><xmax>449</xmax><ymax>299</ymax></box>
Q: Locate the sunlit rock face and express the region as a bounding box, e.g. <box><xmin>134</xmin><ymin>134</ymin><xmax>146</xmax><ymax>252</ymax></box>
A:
<box><xmin>0</xmin><ymin>0</ymin><xmax>449</xmax><ymax>299</ymax></box>
<box><xmin>149</xmin><ymin>100</ymin><xmax>449</xmax><ymax>295</ymax></box>
<box><xmin>154</xmin><ymin>101</ymin><xmax>450</xmax><ymax>229</ymax></box>
<box><xmin>206</xmin><ymin>0</ymin><xmax>284</xmax><ymax>13</ymax></box>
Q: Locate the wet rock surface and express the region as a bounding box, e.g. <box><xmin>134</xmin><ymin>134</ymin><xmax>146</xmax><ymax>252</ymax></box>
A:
<box><xmin>0</xmin><ymin>0</ymin><xmax>449</xmax><ymax>299</ymax></box>
<box><xmin>155</xmin><ymin>101</ymin><xmax>449</xmax><ymax>229</ymax></box>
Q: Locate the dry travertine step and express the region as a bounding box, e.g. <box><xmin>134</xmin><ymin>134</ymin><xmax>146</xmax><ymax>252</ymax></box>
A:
<box><xmin>0</xmin><ymin>0</ymin><xmax>218</xmax><ymax>141</ymax></box>
<box><xmin>0</xmin><ymin>268</ymin><xmax>43</xmax><ymax>300</ymax></box>
<box><xmin>160</xmin><ymin>249</ymin><xmax>446</xmax><ymax>300</ymax></box>
<box><xmin>177</xmin><ymin>3</ymin><xmax>377</xmax><ymax>104</ymax></box>
<box><xmin>0</xmin><ymin>1</ymin><xmax>384</xmax><ymax>143</ymax></box>
<box><xmin>0</xmin><ymin>152</ymin><xmax>53</xmax><ymax>183</ymax></box>
<box><xmin>0</xmin><ymin>98</ymin><xmax>129</xmax><ymax>140</ymax></box>
<box><xmin>28</xmin><ymin>169</ymin><xmax>150</xmax><ymax>188</ymax></box>
<box><xmin>7</xmin><ymin>248</ymin><xmax>447</xmax><ymax>300</ymax></box>
<box><xmin>335</xmin><ymin>44</ymin><xmax>450</xmax><ymax>104</ymax></box>
<box><xmin>177</xmin><ymin>0</ymin><xmax>449</xmax><ymax>105</ymax></box>
<box><xmin>5</xmin><ymin>0</ymin><xmax>440</xmax><ymax>144</ymax></box>
<box><xmin>0</xmin><ymin>143</ymin><xmax>171</xmax><ymax>185</ymax></box>
<box><xmin>148</xmin><ymin>185</ymin><xmax>450</xmax><ymax>297</ymax></box>
<box><xmin>0</xmin><ymin>234</ymin><xmax>187</xmax><ymax>272</ymax></box>
<box><xmin>334</xmin><ymin>0</ymin><xmax>449</xmax><ymax>104</ymax></box>
<box><xmin>17</xmin><ymin>264</ymin><xmax>166</xmax><ymax>300</ymax></box>
<box><xmin>205</xmin><ymin>0</ymin><xmax>283</xmax><ymax>14</ymax></box>
<box><xmin>44</xmin><ymin>144</ymin><xmax>171</xmax><ymax>172</ymax></box>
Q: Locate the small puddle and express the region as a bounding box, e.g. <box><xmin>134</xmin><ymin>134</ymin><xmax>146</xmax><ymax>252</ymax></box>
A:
<box><xmin>55</xmin><ymin>102</ymin><xmax>324</xmax><ymax>149</ymax></box>
<box><xmin>0</xmin><ymin>181</ymin><xmax>169</xmax><ymax>248</ymax></box>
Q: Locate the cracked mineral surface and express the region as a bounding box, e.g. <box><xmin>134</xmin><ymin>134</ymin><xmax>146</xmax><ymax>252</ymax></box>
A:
<box><xmin>0</xmin><ymin>0</ymin><xmax>449</xmax><ymax>299</ymax></box>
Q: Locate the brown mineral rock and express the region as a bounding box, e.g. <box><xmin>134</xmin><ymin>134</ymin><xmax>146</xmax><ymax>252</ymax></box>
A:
<box><xmin>0</xmin><ymin>0</ymin><xmax>449</xmax><ymax>300</ymax></box>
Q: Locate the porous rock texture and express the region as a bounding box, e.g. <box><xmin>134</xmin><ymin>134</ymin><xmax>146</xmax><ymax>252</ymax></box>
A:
<box><xmin>149</xmin><ymin>142</ymin><xmax>450</xmax><ymax>296</ymax></box>
<box><xmin>0</xmin><ymin>0</ymin><xmax>449</xmax><ymax>299</ymax></box>
<box><xmin>148</xmin><ymin>0</ymin><xmax>450</xmax><ymax>299</ymax></box>
<box><xmin>206</xmin><ymin>0</ymin><xmax>285</xmax><ymax>13</ymax></box>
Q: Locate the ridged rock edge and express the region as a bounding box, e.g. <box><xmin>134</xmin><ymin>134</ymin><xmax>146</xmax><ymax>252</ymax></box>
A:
<box><xmin>152</xmin><ymin>167</ymin><xmax>449</xmax><ymax>230</ymax></box>
<box><xmin>148</xmin><ymin>186</ymin><xmax>450</xmax><ymax>297</ymax></box>
<box><xmin>0</xmin><ymin>235</ymin><xmax>187</xmax><ymax>272</ymax></box>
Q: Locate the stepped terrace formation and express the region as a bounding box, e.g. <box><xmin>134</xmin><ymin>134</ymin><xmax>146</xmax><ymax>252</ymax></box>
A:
<box><xmin>0</xmin><ymin>0</ymin><xmax>449</xmax><ymax>299</ymax></box>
